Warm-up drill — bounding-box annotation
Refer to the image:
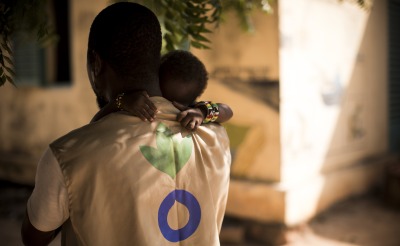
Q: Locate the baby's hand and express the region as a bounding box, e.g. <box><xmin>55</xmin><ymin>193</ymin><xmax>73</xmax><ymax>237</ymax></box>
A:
<box><xmin>173</xmin><ymin>101</ymin><xmax>205</xmax><ymax>131</ymax></box>
<box><xmin>122</xmin><ymin>91</ymin><xmax>158</xmax><ymax>121</ymax></box>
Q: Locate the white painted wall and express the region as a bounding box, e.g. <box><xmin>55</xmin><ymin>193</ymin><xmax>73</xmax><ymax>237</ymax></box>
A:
<box><xmin>280</xmin><ymin>0</ymin><xmax>388</xmax><ymax>183</ymax></box>
<box><xmin>279</xmin><ymin>0</ymin><xmax>388</xmax><ymax>224</ymax></box>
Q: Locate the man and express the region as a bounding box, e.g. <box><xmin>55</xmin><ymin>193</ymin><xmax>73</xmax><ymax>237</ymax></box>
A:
<box><xmin>21</xmin><ymin>2</ymin><xmax>231</xmax><ymax>246</ymax></box>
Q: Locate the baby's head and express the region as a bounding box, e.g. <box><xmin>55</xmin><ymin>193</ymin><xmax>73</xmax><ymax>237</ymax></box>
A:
<box><xmin>159</xmin><ymin>50</ymin><xmax>208</xmax><ymax>106</ymax></box>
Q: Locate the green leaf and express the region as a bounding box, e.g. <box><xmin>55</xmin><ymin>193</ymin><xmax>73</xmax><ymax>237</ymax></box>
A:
<box><xmin>173</xmin><ymin>135</ymin><xmax>193</xmax><ymax>173</ymax></box>
<box><xmin>0</xmin><ymin>54</ymin><xmax>4</xmax><ymax>66</ymax></box>
<box><xmin>164</xmin><ymin>34</ymin><xmax>175</xmax><ymax>51</ymax></box>
<box><xmin>194</xmin><ymin>34</ymin><xmax>211</xmax><ymax>43</ymax></box>
<box><xmin>139</xmin><ymin>123</ymin><xmax>193</xmax><ymax>179</ymax></box>
<box><xmin>190</xmin><ymin>40</ymin><xmax>210</xmax><ymax>49</ymax></box>
<box><xmin>190</xmin><ymin>16</ymin><xmax>209</xmax><ymax>24</ymax></box>
<box><xmin>4</xmin><ymin>65</ymin><xmax>15</xmax><ymax>77</ymax></box>
<box><xmin>5</xmin><ymin>75</ymin><xmax>16</xmax><ymax>87</ymax></box>
<box><xmin>166</xmin><ymin>44</ymin><xmax>174</xmax><ymax>52</ymax></box>
<box><xmin>140</xmin><ymin>145</ymin><xmax>176</xmax><ymax>178</ymax></box>
<box><xmin>165</xmin><ymin>10</ymin><xmax>175</xmax><ymax>19</ymax></box>
<box><xmin>190</xmin><ymin>41</ymin><xmax>202</xmax><ymax>48</ymax></box>
<box><xmin>200</xmin><ymin>26</ymin><xmax>212</xmax><ymax>33</ymax></box>
<box><xmin>1</xmin><ymin>42</ymin><xmax>12</xmax><ymax>55</ymax></box>
<box><xmin>3</xmin><ymin>55</ymin><xmax>13</xmax><ymax>66</ymax></box>
<box><xmin>156</xmin><ymin>132</ymin><xmax>173</xmax><ymax>155</ymax></box>
<box><xmin>164</xmin><ymin>20</ymin><xmax>176</xmax><ymax>33</ymax></box>
<box><xmin>164</xmin><ymin>33</ymin><xmax>172</xmax><ymax>43</ymax></box>
<box><xmin>191</xmin><ymin>0</ymin><xmax>206</xmax><ymax>4</ymax></box>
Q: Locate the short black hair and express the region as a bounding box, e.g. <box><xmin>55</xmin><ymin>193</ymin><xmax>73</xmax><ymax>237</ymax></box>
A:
<box><xmin>159</xmin><ymin>50</ymin><xmax>208</xmax><ymax>105</ymax></box>
<box><xmin>88</xmin><ymin>2</ymin><xmax>161</xmax><ymax>82</ymax></box>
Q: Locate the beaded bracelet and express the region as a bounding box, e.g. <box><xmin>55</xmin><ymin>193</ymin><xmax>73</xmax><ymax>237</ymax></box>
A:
<box><xmin>115</xmin><ymin>92</ymin><xmax>125</xmax><ymax>110</ymax></box>
<box><xmin>210</xmin><ymin>103</ymin><xmax>219</xmax><ymax>122</ymax></box>
<box><xmin>204</xmin><ymin>102</ymin><xmax>213</xmax><ymax>123</ymax></box>
<box><xmin>195</xmin><ymin>101</ymin><xmax>219</xmax><ymax>123</ymax></box>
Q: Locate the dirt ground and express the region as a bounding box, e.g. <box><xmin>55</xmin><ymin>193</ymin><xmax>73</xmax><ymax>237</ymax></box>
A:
<box><xmin>285</xmin><ymin>196</ymin><xmax>400</xmax><ymax>246</ymax></box>
<box><xmin>1</xmin><ymin>180</ymin><xmax>400</xmax><ymax>246</ymax></box>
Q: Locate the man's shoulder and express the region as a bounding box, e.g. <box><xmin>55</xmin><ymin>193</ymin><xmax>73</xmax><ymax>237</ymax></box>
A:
<box><xmin>49</xmin><ymin>121</ymin><xmax>96</xmax><ymax>151</ymax></box>
<box><xmin>50</xmin><ymin>113</ymin><xmax>142</xmax><ymax>150</ymax></box>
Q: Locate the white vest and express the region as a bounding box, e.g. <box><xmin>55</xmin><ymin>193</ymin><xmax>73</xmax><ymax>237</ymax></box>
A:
<box><xmin>50</xmin><ymin>97</ymin><xmax>231</xmax><ymax>246</ymax></box>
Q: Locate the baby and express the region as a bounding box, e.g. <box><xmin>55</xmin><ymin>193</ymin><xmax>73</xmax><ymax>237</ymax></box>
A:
<box><xmin>92</xmin><ymin>50</ymin><xmax>233</xmax><ymax>129</ymax></box>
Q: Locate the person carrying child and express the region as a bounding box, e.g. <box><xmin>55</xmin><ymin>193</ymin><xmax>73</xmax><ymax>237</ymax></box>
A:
<box><xmin>92</xmin><ymin>50</ymin><xmax>233</xmax><ymax>129</ymax></box>
<box><xmin>22</xmin><ymin>3</ymin><xmax>232</xmax><ymax>245</ymax></box>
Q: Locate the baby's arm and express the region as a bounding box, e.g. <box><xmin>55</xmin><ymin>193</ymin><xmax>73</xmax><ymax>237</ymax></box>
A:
<box><xmin>173</xmin><ymin>101</ymin><xmax>233</xmax><ymax>130</ymax></box>
<box><xmin>91</xmin><ymin>91</ymin><xmax>157</xmax><ymax>123</ymax></box>
<box><xmin>213</xmin><ymin>103</ymin><xmax>233</xmax><ymax>123</ymax></box>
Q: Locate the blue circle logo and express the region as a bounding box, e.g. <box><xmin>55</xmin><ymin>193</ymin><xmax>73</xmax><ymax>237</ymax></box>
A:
<box><xmin>158</xmin><ymin>189</ymin><xmax>201</xmax><ymax>242</ymax></box>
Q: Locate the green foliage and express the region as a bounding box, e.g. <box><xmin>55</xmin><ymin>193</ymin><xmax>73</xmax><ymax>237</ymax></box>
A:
<box><xmin>220</xmin><ymin>0</ymin><xmax>274</xmax><ymax>32</ymax></box>
<box><xmin>116</xmin><ymin>0</ymin><xmax>274</xmax><ymax>53</ymax></box>
<box><xmin>0</xmin><ymin>0</ymin><xmax>56</xmax><ymax>87</ymax></box>
<box><xmin>115</xmin><ymin>0</ymin><xmax>220</xmax><ymax>51</ymax></box>
<box><xmin>0</xmin><ymin>40</ymin><xmax>14</xmax><ymax>87</ymax></box>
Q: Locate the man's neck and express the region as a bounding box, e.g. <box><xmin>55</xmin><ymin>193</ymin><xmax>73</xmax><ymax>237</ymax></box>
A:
<box><xmin>108</xmin><ymin>77</ymin><xmax>162</xmax><ymax>100</ymax></box>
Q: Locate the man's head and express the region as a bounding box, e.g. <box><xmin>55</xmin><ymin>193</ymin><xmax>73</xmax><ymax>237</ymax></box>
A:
<box><xmin>87</xmin><ymin>2</ymin><xmax>162</xmax><ymax>107</ymax></box>
<box><xmin>159</xmin><ymin>50</ymin><xmax>208</xmax><ymax>106</ymax></box>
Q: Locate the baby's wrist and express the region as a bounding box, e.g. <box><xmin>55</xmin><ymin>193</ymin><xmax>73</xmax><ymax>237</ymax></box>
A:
<box><xmin>194</xmin><ymin>101</ymin><xmax>219</xmax><ymax>123</ymax></box>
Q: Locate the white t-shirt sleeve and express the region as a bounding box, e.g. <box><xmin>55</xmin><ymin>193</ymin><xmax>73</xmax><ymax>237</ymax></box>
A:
<box><xmin>27</xmin><ymin>147</ymin><xmax>69</xmax><ymax>232</ymax></box>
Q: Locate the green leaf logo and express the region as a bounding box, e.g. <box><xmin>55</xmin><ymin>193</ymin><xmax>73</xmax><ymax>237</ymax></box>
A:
<box><xmin>140</xmin><ymin>123</ymin><xmax>193</xmax><ymax>179</ymax></box>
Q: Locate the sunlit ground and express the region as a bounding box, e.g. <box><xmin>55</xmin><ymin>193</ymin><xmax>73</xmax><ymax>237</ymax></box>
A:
<box><xmin>220</xmin><ymin>193</ymin><xmax>400</xmax><ymax>245</ymax></box>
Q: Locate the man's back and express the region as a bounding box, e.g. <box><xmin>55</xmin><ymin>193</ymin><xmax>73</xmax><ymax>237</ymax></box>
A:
<box><xmin>50</xmin><ymin>97</ymin><xmax>231</xmax><ymax>245</ymax></box>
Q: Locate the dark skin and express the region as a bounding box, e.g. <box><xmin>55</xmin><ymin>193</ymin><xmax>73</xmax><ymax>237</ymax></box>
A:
<box><xmin>91</xmin><ymin>90</ymin><xmax>158</xmax><ymax>123</ymax></box>
<box><xmin>91</xmin><ymin>90</ymin><xmax>234</xmax><ymax>131</ymax></box>
<box><xmin>173</xmin><ymin>101</ymin><xmax>233</xmax><ymax>130</ymax></box>
<box><xmin>21</xmin><ymin>210</ymin><xmax>61</xmax><ymax>246</ymax></box>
